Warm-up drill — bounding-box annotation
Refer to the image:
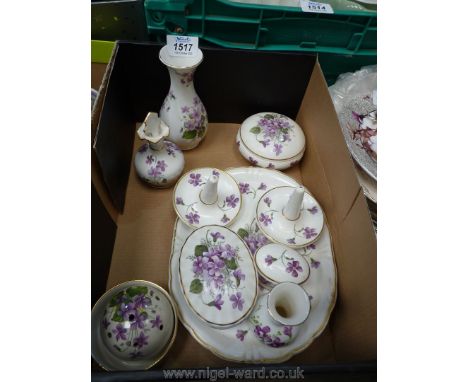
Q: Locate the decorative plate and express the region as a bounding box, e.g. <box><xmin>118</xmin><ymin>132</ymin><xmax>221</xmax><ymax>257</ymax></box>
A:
<box><xmin>169</xmin><ymin>167</ymin><xmax>337</xmax><ymax>363</ymax></box>
<box><xmin>173</xmin><ymin>168</ymin><xmax>241</xmax><ymax>228</ymax></box>
<box><xmin>255</xmin><ymin>243</ymin><xmax>310</xmax><ymax>287</ymax></box>
<box><xmin>256</xmin><ymin>186</ymin><xmax>324</xmax><ymax>248</ymax></box>
<box><xmin>338</xmin><ymin>94</ymin><xmax>377</xmax><ymax>180</ymax></box>
<box><xmin>239</xmin><ymin>112</ymin><xmax>305</xmax><ymax>161</ymax></box>
<box><xmin>91</xmin><ymin>280</ymin><xmax>177</xmax><ymax>371</ymax></box>
<box><xmin>178</xmin><ymin>225</ymin><xmax>258</xmax><ymax>328</ymax></box>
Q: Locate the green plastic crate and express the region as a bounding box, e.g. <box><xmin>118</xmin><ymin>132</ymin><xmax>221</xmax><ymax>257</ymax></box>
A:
<box><xmin>144</xmin><ymin>0</ymin><xmax>376</xmax><ymax>84</ymax></box>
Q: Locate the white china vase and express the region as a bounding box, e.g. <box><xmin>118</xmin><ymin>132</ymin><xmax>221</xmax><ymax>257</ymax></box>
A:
<box><xmin>159</xmin><ymin>45</ymin><xmax>208</xmax><ymax>150</ymax></box>
<box><xmin>249</xmin><ymin>282</ymin><xmax>310</xmax><ymax>347</ymax></box>
<box><xmin>134</xmin><ymin>112</ymin><xmax>185</xmax><ymax>188</ymax></box>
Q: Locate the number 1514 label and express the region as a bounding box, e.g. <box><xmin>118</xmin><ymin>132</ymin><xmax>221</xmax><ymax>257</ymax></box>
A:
<box><xmin>167</xmin><ymin>35</ymin><xmax>199</xmax><ymax>57</ymax></box>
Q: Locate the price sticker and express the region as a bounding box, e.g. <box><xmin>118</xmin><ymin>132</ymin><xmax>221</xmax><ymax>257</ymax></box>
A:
<box><xmin>167</xmin><ymin>35</ymin><xmax>199</xmax><ymax>57</ymax></box>
<box><xmin>300</xmin><ymin>0</ymin><xmax>334</xmax><ymax>14</ymax></box>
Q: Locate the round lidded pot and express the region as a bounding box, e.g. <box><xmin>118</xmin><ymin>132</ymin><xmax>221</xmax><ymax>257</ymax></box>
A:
<box><xmin>255</xmin><ymin>243</ymin><xmax>310</xmax><ymax>289</ymax></box>
<box><xmin>237</xmin><ymin>112</ymin><xmax>306</xmax><ymax>170</ymax></box>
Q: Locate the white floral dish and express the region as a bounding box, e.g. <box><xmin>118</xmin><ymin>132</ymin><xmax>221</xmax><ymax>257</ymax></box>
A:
<box><xmin>169</xmin><ymin>166</ymin><xmax>336</xmax><ymax>363</ymax></box>
<box><xmin>134</xmin><ymin>112</ymin><xmax>185</xmax><ymax>188</ymax></box>
<box><xmin>91</xmin><ymin>280</ymin><xmax>177</xmax><ymax>371</ymax></box>
<box><xmin>255</xmin><ymin>243</ymin><xmax>310</xmax><ymax>288</ymax></box>
<box><xmin>249</xmin><ymin>283</ymin><xmax>310</xmax><ymax>347</ymax></box>
<box><xmin>178</xmin><ymin>225</ymin><xmax>258</xmax><ymax>328</ymax></box>
<box><xmin>173</xmin><ymin>168</ymin><xmax>241</xmax><ymax>228</ymax></box>
<box><xmin>237</xmin><ymin>112</ymin><xmax>305</xmax><ymax>170</ymax></box>
<box><xmin>256</xmin><ymin>186</ymin><xmax>324</xmax><ymax>248</ymax></box>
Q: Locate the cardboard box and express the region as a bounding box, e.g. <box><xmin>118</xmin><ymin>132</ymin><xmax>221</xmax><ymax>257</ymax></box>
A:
<box><xmin>91</xmin><ymin>42</ymin><xmax>376</xmax><ymax>371</ymax></box>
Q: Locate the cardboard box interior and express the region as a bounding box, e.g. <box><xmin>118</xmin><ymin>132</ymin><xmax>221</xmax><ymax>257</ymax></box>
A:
<box><xmin>92</xmin><ymin>42</ymin><xmax>376</xmax><ymax>368</ymax></box>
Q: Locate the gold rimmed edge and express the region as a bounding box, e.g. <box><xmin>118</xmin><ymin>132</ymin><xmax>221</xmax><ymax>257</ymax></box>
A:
<box><xmin>169</xmin><ymin>212</ymin><xmax>338</xmax><ymax>364</ymax></box>
<box><xmin>255</xmin><ymin>186</ymin><xmax>325</xmax><ymax>249</ymax></box>
<box><xmin>253</xmin><ymin>244</ymin><xmax>311</xmax><ymax>287</ymax></box>
<box><xmin>177</xmin><ymin>224</ymin><xmax>259</xmax><ymax>328</ymax></box>
<box><xmin>172</xmin><ymin>167</ymin><xmax>243</xmax><ymax>230</ymax></box>
<box><xmin>238</xmin><ymin>114</ymin><xmax>306</xmax><ymax>161</ymax></box>
<box><xmin>91</xmin><ymin>280</ymin><xmax>178</xmax><ymax>371</ymax></box>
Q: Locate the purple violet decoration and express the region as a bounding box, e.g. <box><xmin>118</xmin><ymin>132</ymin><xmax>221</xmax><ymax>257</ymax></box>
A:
<box><xmin>133</xmin><ymin>332</ymin><xmax>149</xmax><ymax>349</ymax></box>
<box><xmin>130</xmin><ymin>351</ymin><xmax>143</xmax><ymax>359</ymax></box>
<box><xmin>233</xmin><ymin>268</ymin><xmax>245</xmax><ymax>281</ymax></box>
<box><xmin>230</xmin><ymin>292</ymin><xmax>245</xmax><ymax>311</ymax></box>
<box><xmin>273</xmin><ymin>144</ymin><xmax>283</xmax><ymax>156</ymax></box>
<box><xmin>254</xmin><ymin>325</ymin><xmax>271</xmax><ymax>339</ymax></box>
<box><xmin>145</xmin><ymin>155</ymin><xmax>154</xmax><ymax>165</ymax></box>
<box><xmin>176</xmin><ymin>197</ymin><xmax>184</xmax><ymax>205</ymax></box>
<box><xmin>192</xmin><ymin>256</ymin><xmax>205</xmax><ymax>275</ymax></box>
<box><xmin>156</xmin><ymin>160</ymin><xmax>167</xmax><ymax>171</ymax></box>
<box><xmin>311</xmin><ymin>259</ymin><xmax>321</xmax><ymax>269</ymax></box>
<box><xmin>185</xmin><ymin>212</ymin><xmax>200</xmax><ymax>225</ymax></box>
<box><xmin>307</xmin><ymin>206</ymin><xmax>318</xmax><ymax>214</ymax></box>
<box><xmin>148</xmin><ymin>166</ymin><xmax>161</xmax><ymax>178</ymax></box>
<box><xmin>181</xmin><ymin>105</ymin><xmax>190</xmax><ymax>113</ymax></box>
<box><xmin>133</xmin><ymin>294</ymin><xmax>151</xmax><ymax>309</ymax></box>
<box><xmin>248</xmin><ymin>156</ymin><xmax>258</xmax><ymax>165</ymax></box>
<box><xmin>213</xmin><ymin>294</ymin><xmax>224</xmax><ymax>310</ymax></box>
<box><xmin>243</xmin><ymin>231</ymin><xmax>269</xmax><ymax>254</ymax></box>
<box><xmin>286</xmin><ymin>260</ymin><xmax>303</xmax><ymax>277</ymax></box>
<box><xmin>112</xmin><ymin>324</ymin><xmax>127</xmax><ymax>341</ymax></box>
<box><xmin>267</xmin><ymin>163</ymin><xmax>275</xmax><ymax>169</ymax></box>
<box><xmin>210</xmin><ymin>231</ymin><xmax>225</xmax><ymax>242</ymax></box>
<box><xmin>265</xmin><ymin>254</ymin><xmax>276</xmax><ymax>266</ymax></box>
<box><xmin>221</xmin><ymin>214</ymin><xmax>230</xmax><ymax>223</ymax></box>
<box><xmin>239</xmin><ymin>182</ymin><xmax>250</xmax><ymax>194</ymax></box>
<box><xmin>287</xmin><ymin>238</ymin><xmax>296</xmax><ymax>245</ymax></box>
<box><xmin>236</xmin><ymin>329</ymin><xmax>248</xmax><ymax>341</ymax></box>
<box><xmin>283</xmin><ymin>326</ymin><xmax>293</xmax><ymax>337</ymax></box>
<box><xmin>225</xmin><ymin>194</ymin><xmax>239</xmax><ymax>208</ymax></box>
<box><xmin>263</xmin><ymin>197</ymin><xmax>272</xmax><ymax>207</ymax></box>
<box><xmin>212</xmin><ymin>170</ymin><xmax>220</xmax><ymax>176</ymax></box>
<box><xmin>188</xmin><ymin>173</ymin><xmax>202</xmax><ymax>186</ymax></box>
<box><xmin>259</xmin><ymin>213</ymin><xmax>272</xmax><ymax>226</ymax></box>
<box><xmin>303</xmin><ymin>227</ymin><xmax>317</xmax><ymax>239</ymax></box>
<box><xmin>258</xmin><ymin>182</ymin><xmax>267</xmax><ymax>190</ymax></box>
<box><xmin>130</xmin><ymin>311</ymin><xmax>147</xmax><ymax>329</ymax></box>
<box><xmin>138</xmin><ymin>144</ymin><xmax>148</xmax><ymax>153</ymax></box>
<box><xmin>150</xmin><ymin>315</ymin><xmax>163</xmax><ymax>329</ymax></box>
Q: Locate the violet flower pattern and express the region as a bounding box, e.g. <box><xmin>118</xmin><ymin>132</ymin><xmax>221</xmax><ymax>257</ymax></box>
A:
<box><xmin>230</xmin><ymin>292</ymin><xmax>245</xmax><ymax>311</ymax></box>
<box><xmin>265</xmin><ymin>254</ymin><xmax>277</xmax><ymax>266</ymax></box>
<box><xmin>236</xmin><ymin>329</ymin><xmax>248</xmax><ymax>342</ymax></box>
<box><xmin>185</xmin><ymin>212</ymin><xmax>200</xmax><ymax>225</ymax></box>
<box><xmin>188</xmin><ymin>173</ymin><xmax>203</xmax><ymax>187</ymax></box>
<box><xmin>180</xmin><ymin>97</ymin><xmax>207</xmax><ymax>140</ymax></box>
<box><xmin>286</xmin><ymin>260</ymin><xmax>303</xmax><ymax>277</ymax></box>
<box><xmin>258</xmin><ymin>212</ymin><xmax>273</xmax><ymax>226</ymax></box>
<box><xmin>250</xmin><ymin>308</ymin><xmax>292</xmax><ymax>348</ymax></box>
<box><xmin>249</xmin><ymin>113</ymin><xmax>294</xmax><ymax>157</ymax></box>
<box><xmin>263</xmin><ymin>197</ymin><xmax>272</xmax><ymax>207</ymax></box>
<box><xmin>237</xmin><ymin>219</ymin><xmax>270</xmax><ymax>255</ymax></box>
<box><xmin>187</xmin><ymin>230</ymin><xmax>246</xmax><ymax>312</ymax></box>
<box><xmin>105</xmin><ymin>285</ymin><xmax>162</xmax><ymax>357</ymax></box>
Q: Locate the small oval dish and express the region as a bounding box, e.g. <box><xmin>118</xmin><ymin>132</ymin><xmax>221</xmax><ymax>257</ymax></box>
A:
<box><xmin>255</xmin><ymin>243</ymin><xmax>310</xmax><ymax>288</ymax></box>
<box><xmin>178</xmin><ymin>225</ymin><xmax>258</xmax><ymax>328</ymax></box>
<box><xmin>173</xmin><ymin>167</ymin><xmax>241</xmax><ymax>228</ymax></box>
<box><xmin>256</xmin><ymin>186</ymin><xmax>324</xmax><ymax>248</ymax></box>
<box><xmin>237</xmin><ymin>112</ymin><xmax>306</xmax><ymax>170</ymax></box>
<box><xmin>91</xmin><ymin>280</ymin><xmax>177</xmax><ymax>371</ymax></box>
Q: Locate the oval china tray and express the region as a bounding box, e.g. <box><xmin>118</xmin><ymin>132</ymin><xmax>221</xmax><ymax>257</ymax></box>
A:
<box><xmin>169</xmin><ymin>167</ymin><xmax>337</xmax><ymax>363</ymax></box>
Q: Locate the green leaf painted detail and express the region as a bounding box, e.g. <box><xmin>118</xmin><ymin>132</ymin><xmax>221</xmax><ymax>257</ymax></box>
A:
<box><xmin>126</xmin><ymin>286</ymin><xmax>148</xmax><ymax>297</ymax></box>
<box><xmin>111</xmin><ymin>311</ymin><xmax>124</xmax><ymax>322</ymax></box>
<box><xmin>109</xmin><ymin>291</ymin><xmax>124</xmax><ymax>307</ymax></box>
<box><xmin>190</xmin><ymin>279</ymin><xmax>203</xmax><ymax>294</ymax></box>
<box><xmin>225</xmin><ymin>258</ymin><xmax>238</xmax><ymax>270</ymax></box>
<box><xmin>264</xmin><ymin>114</ymin><xmax>275</xmax><ymax>119</ymax></box>
<box><xmin>237</xmin><ymin>228</ymin><xmax>249</xmax><ymax>239</ymax></box>
<box><xmin>207</xmin><ymin>301</ymin><xmax>216</xmax><ymax>307</ymax></box>
<box><xmin>249</xmin><ymin>126</ymin><xmax>261</xmax><ymax>134</ymax></box>
<box><xmin>182</xmin><ymin>130</ymin><xmax>197</xmax><ymax>139</ymax></box>
<box><xmin>195</xmin><ymin>245</ymin><xmax>208</xmax><ymax>257</ymax></box>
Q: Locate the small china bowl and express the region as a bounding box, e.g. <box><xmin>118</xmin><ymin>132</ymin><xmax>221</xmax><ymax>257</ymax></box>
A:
<box><xmin>91</xmin><ymin>280</ymin><xmax>177</xmax><ymax>371</ymax></box>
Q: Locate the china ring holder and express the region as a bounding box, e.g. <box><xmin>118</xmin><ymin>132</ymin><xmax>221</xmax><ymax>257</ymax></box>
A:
<box><xmin>173</xmin><ymin>167</ymin><xmax>242</xmax><ymax>228</ymax></box>
<box><xmin>255</xmin><ymin>186</ymin><xmax>324</xmax><ymax>248</ymax></box>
